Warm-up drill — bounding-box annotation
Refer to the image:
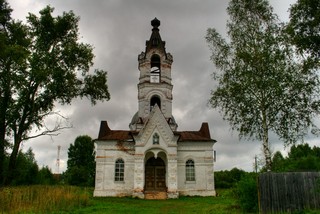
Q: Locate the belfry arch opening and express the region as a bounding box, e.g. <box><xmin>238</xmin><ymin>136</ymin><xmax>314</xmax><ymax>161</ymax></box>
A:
<box><xmin>151</xmin><ymin>54</ymin><xmax>160</xmax><ymax>68</ymax></box>
<box><xmin>150</xmin><ymin>95</ymin><xmax>161</xmax><ymax>111</ymax></box>
<box><xmin>150</xmin><ymin>55</ymin><xmax>160</xmax><ymax>83</ymax></box>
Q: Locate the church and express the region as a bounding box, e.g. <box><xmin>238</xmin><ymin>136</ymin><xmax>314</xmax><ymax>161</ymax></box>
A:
<box><xmin>94</xmin><ymin>18</ymin><xmax>216</xmax><ymax>199</ymax></box>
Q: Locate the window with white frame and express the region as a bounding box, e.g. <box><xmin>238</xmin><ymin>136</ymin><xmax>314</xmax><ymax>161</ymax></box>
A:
<box><xmin>115</xmin><ymin>159</ymin><xmax>124</xmax><ymax>181</ymax></box>
<box><xmin>186</xmin><ymin>159</ymin><xmax>195</xmax><ymax>181</ymax></box>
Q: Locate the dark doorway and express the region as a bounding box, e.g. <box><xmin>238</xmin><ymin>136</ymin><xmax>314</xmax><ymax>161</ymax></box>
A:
<box><xmin>145</xmin><ymin>157</ymin><xmax>166</xmax><ymax>191</ymax></box>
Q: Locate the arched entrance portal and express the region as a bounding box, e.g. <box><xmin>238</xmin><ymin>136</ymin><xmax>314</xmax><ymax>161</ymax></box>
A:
<box><xmin>145</xmin><ymin>157</ymin><xmax>166</xmax><ymax>191</ymax></box>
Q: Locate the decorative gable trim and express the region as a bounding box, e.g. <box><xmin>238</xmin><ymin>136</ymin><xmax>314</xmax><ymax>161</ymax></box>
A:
<box><xmin>134</xmin><ymin>105</ymin><xmax>175</xmax><ymax>147</ymax></box>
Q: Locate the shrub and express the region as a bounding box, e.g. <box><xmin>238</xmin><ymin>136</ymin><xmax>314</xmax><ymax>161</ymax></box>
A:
<box><xmin>234</xmin><ymin>173</ymin><xmax>258</xmax><ymax>213</ymax></box>
<box><xmin>215</xmin><ymin>168</ymin><xmax>246</xmax><ymax>188</ymax></box>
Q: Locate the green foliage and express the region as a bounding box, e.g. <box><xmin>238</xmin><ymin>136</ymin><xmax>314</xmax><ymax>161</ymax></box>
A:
<box><xmin>65</xmin><ymin>135</ymin><xmax>95</xmax><ymax>186</ymax></box>
<box><xmin>271</xmin><ymin>151</ymin><xmax>286</xmax><ymax>172</ymax></box>
<box><xmin>0</xmin><ymin>0</ymin><xmax>110</xmax><ymax>185</ymax></box>
<box><xmin>287</xmin><ymin>0</ymin><xmax>320</xmax><ymax>69</ymax></box>
<box><xmin>234</xmin><ymin>173</ymin><xmax>258</xmax><ymax>213</ymax></box>
<box><xmin>215</xmin><ymin>168</ymin><xmax>246</xmax><ymax>188</ymax></box>
<box><xmin>3</xmin><ymin>147</ymin><xmax>57</xmax><ymax>185</ymax></box>
<box><xmin>215</xmin><ymin>169</ymin><xmax>259</xmax><ymax>212</ymax></box>
<box><xmin>37</xmin><ymin>166</ymin><xmax>56</xmax><ymax>185</ymax></box>
<box><xmin>272</xmin><ymin>143</ymin><xmax>320</xmax><ymax>172</ymax></box>
<box><xmin>11</xmin><ymin>148</ymin><xmax>39</xmax><ymax>185</ymax></box>
<box><xmin>206</xmin><ymin>0</ymin><xmax>320</xmax><ymax>171</ymax></box>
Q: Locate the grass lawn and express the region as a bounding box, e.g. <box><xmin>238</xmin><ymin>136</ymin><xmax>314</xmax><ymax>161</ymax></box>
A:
<box><xmin>68</xmin><ymin>189</ymin><xmax>241</xmax><ymax>214</ymax></box>
<box><xmin>0</xmin><ymin>186</ymin><xmax>241</xmax><ymax>213</ymax></box>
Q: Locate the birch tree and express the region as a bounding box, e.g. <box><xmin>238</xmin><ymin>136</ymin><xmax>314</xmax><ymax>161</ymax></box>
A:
<box><xmin>206</xmin><ymin>0</ymin><xmax>320</xmax><ymax>170</ymax></box>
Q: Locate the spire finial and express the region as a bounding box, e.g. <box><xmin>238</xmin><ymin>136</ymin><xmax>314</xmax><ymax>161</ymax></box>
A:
<box><xmin>151</xmin><ymin>17</ymin><xmax>160</xmax><ymax>29</ymax></box>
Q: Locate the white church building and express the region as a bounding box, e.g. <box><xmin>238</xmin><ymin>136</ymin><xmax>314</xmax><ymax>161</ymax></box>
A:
<box><xmin>94</xmin><ymin>18</ymin><xmax>216</xmax><ymax>199</ymax></box>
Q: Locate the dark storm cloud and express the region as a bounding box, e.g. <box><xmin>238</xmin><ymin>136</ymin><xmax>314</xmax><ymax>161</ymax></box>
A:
<box><xmin>9</xmin><ymin>0</ymin><xmax>296</xmax><ymax>172</ymax></box>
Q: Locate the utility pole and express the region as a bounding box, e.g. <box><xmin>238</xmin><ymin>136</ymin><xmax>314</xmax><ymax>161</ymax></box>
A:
<box><xmin>254</xmin><ymin>155</ymin><xmax>258</xmax><ymax>173</ymax></box>
<box><xmin>56</xmin><ymin>145</ymin><xmax>61</xmax><ymax>174</ymax></box>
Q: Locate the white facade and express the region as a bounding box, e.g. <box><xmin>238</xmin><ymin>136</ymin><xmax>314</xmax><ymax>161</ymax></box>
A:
<box><xmin>94</xmin><ymin>18</ymin><xmax>216</xmax><ymax>199</ymax></box>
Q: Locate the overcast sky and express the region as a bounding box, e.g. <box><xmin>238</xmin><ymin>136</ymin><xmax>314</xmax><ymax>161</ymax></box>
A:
<box><xmin>9</xmin><ymin>0</ymin><xmax>311</xmax><ymax>173</ymax></box>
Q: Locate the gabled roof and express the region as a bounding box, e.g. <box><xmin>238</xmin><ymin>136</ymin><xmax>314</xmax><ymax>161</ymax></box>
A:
<box><xmin>97</xmin><ymin>121</ymin><xmax>136</xmax><ymax>141</ymax></box>
<box><xmin>175</xmin><ymin>123</ymin><xmax>216</xmax><ymax>142</ymax></box>
<box><xmin>177</xmin><ymin>131</ymin><xmax>210</xmax><ymax>141</ymax></box>
<box><xmin>97</xmin><ymin>121</ymin><xmax>216</xmax><ymax>143</ymax></box>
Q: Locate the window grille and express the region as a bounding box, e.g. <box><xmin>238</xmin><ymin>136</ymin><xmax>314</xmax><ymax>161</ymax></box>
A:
<box><xmin>186</xmin><ymin>159</ymin><xmax>195</xmax><ymax>181</ymax></box>
<box><xmin>115</xmin><ymin>159</ymin><xmax>124</xmax><ymax>181</ymax></box>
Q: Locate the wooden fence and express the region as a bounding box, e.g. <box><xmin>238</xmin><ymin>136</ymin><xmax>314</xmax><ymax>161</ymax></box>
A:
<box><xmin>258</xmin><ymin>172</ymin><xmax>320</xmax><ymax>213</ymax></box>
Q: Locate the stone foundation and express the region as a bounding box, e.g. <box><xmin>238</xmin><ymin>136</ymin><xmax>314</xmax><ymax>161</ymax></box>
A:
<box><xmin>144</xmin><ymin>191</ymin><xmax>167</xmax><ymax>200</ymax></box>
<box><xmin>167</xmin><ymin>191</ymin><xmax>179</xmax><ymax>199</ymax></box>
<box><xmin>179</xmin><ymin>189</ymin><xmax>216</xmax><ymax>197</ymax></box>
<box><xmin>132</xmin><ymin>191</ymin><xmax>145</xmax><ymax>199</ymax></box>
<box><xmin>93</xmin><ymin>189</ymin><xmax>132</xmax><ymax>197</ymax></box>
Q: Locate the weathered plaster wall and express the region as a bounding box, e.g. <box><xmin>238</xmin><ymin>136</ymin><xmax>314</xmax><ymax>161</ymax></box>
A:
<box><xmin>177</xmin><ymin>141</ymin><xmax>216</xmax><ymax>196</ymax></box>
<box><xmin>94</xmin><ymin>140</ymin><xmax>135</xmax><ymax>197</ymax></box>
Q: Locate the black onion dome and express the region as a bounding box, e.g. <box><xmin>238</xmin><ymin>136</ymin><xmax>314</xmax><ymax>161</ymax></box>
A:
<box><xmin>151</xmin><ymin>18</ymin><xmax>160</xmax><ymax>29</ymax></box>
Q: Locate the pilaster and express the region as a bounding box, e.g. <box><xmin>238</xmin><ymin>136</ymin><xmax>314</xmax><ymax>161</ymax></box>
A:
<box><xmin>133</xmin><ymin>154</ymin><xmax>145</xmax><ymax>199</ymax></box>
<box><xmin>167</xmin><ymin>155</ymin><xmax>179</xmax><ymax>198</ymax></box>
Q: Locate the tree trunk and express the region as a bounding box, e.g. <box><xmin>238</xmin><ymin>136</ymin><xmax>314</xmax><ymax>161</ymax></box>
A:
<box><xmin>262</xmin><ymin>109</ymin><xmax>272</xmax><ymax>171</ymax></box>
<box><xmin>0</xmin><ymin>88</ymin><xmax>10</xmax><ymax>186</ymax></box>
<box><xmin>0</xmin><ymin>130</ymin><xmax>5</xmax><ymax>186</ymax></box>
<box><xmin>1</xmin><ymin>64</ymin><xmax>12</xmax><ymax>185</ymax></box>
<box><xmin>262</xmin><ymin>132</ymin><xmax>272</xmax><ymax>171</ymax></box>
<box><xmin>5</xmin><ymin>136</ymin><xmax>21</xmax><ymax>185</ymax></box>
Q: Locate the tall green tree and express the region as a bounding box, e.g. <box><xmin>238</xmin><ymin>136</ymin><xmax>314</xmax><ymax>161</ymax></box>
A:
<box><xmin>0</xmin><ymin>1</ymin><xmax>110</xmax><ymax>185</ymax></box>
<box><xmin>65</xmin><ymin>135</ymin><xmax>95</xmax><ymax>186</ymax></box>
<box><xmin>0</xmin><ymin>0</ymin><xmax>16</xmax><ymax>185</ymax></box>
<box><xmin>271</xmin><ymin>143</ymin><xmax>320</xmax><ymax>172</ymax></box>
<box><xmin>37</xmin><ymin>166</ymin><xmax>56</xmax><ymax>185</ymax></box>
<box><xmin>287</xmin><ymin>0</ymin><xmax>320</xmax><ymax>70</ymax></box>
<box><xmin>206</xmin><ymin>0</ymin><xmax>320</xmax><ymax>170</ymax></box>
<box><xmin>10</xmin><ymin>148</ymin><xmax>39</xmax><ymax>185</ymax></box>
<box><xmin>271</xmin><ymin>151</ymin><xmax>285</xmax><ymax>172</ymax></box>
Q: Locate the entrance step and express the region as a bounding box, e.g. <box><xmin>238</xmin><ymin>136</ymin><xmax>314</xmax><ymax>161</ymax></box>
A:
<box><xmin>144</xmin><ymin>191</ymin><xmax>167</xmax><ymax>200</ymax></box>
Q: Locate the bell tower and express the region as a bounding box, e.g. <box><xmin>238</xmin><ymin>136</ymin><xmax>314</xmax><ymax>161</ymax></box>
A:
<box><xmin>130</xmin><ymin>18</ymin><xmax>177</xmax><ymax>131</ymax></box>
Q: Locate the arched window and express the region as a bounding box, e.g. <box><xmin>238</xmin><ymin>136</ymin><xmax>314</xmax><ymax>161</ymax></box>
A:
<box><xmin>150</xmin><ymin>55</ymin><xmax>160</xmax><ymax>83</ymax></box>
<box><xmin>186</xmin><ymin>159</ymin><xmax>195</xmax><ymax>181</ymax></box>
<box><xmin>150</xmin><ymin>95</ymin><xmax>161</xmax><ymax>111</ymax></box>
<box><xmin>115</xmin><ymin>159</ymin><xmax>124</xmax><ymax>181</ymax></box>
